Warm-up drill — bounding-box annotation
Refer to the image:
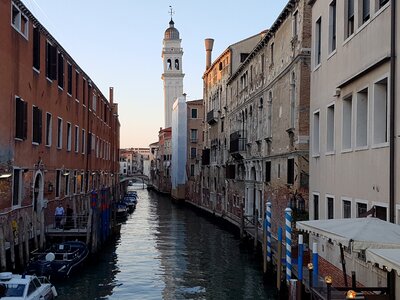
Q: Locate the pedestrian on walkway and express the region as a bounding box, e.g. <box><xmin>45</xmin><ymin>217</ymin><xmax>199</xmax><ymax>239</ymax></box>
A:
<box><xmin>55</xmin><ymin>202</ymin><xmax>64</xmax><ymax>229</ymax></box>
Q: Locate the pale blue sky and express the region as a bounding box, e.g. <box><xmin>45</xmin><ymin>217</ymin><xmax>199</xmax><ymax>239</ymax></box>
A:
<box><xmin>23</xmin><ymin>0</ymin><xmax>288</xmax><ymax>147</ymax></box>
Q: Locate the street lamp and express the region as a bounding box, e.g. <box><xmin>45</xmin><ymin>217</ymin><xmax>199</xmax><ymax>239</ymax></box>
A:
<box><xmin>346</xmin><ymin>290</ymin><xmax>357</xmax><ymax>299</ymax></box>
<box><xmin>325</xmin><ymin>275</ymin><xmax>332</xmax><ymax>300</ymax></box>
<box><xmin>308</xmin><ymin>263</ymin><xmax>313</xmax><ymax>300</ymax></box>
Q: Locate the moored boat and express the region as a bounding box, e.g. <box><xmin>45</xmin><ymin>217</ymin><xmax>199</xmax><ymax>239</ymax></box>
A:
<box><xmin>0</xmin><ymin>272</ymin><xmax>57</xmax><ymax>299</ymax></box>
<box><xmin>26</xmin><ymin>241</ymin><xmax>89</xmax><ymax>280</ymax></box>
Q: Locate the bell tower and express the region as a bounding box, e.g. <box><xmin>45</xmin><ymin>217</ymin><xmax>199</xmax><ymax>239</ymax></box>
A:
<box><xmin>161</xmin><ymin>7</ymin><xmax>184</xmax><ymax>128</ymax></box>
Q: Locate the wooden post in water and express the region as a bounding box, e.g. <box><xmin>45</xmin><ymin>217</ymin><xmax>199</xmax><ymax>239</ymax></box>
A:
<box><xmin>18</xmin><ymin>217</ymin><xmax>24</xmax><ymax>267</ymax></box>
<box><xmin>240</xmin><ymin>203</ymin><xmax>245</xmax><ymax>239</ymax></box>
<box><xmin>9</xmin><ymin>220</ymin><xmax>16</xmax><ymax>270</ymax></box>
<box><xmin>277</xmin><ymin>227</ymin><xmax>283</xmax><ymax>292</ymax></box>
<box><xmin>0</xmin><ymin>225</ymin><xmax>6</xmax><ymax>271</ymax></box>
<box><xmin>263</xmin><ymin>204</ymin><xmax>267</xmax><ymax>273</ymax></box>
<box><xmin>86</xmin><ymin>205</ymin><xmax>93</xmax><ymax>246</ymax></box>
<box><xmin>254</xmin><ymin>209</ymin><xmax>258</xmax><ymax>249</ymax></box>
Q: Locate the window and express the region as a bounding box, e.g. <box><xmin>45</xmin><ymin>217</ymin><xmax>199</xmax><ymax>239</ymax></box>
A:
<box><xmin>190</xmin><ymin>147</ymin><xmax>197</xmax><ymax>159</ymax></box>
<box><xmin>57</xmin><ymin>52</ymin><xmax>64</xmax><ymax>89</ymax></box>
<box><xmin>287</xmin><ymin>158</ymin><xmax>294</xmax><ymax>185</ymax></box>
<box><xmin>191</xmin><ymin>108</ymin><xmax>198</xmax><ymax>118</ymax></box>
<box><xmin>290</xmin><ymin>72</ymin><xmax>296</xmax><ymax>129</ymax></box>
<box><xmin>82</xmin><ymin>78</ymin><xmax>86</xmax><ymax>106</ymax></box>
<box><xmin>11</xmin><ymin>3</ymin><xmax>28</xmax><ymax>38</ymax></box>
<box><xmin>313</xmin><ymin>194</ymin><xmax>319</xmax><ymax>220</ymax></box>
<box><xmin>73</xmin><ymin>170</ymin><xmax>77</xmax><ymax>194</ymax></box>
<box><xmin>81</xmin><ymin>172</ymin><xmax>85</xmax><ymax>193</ymax></box>
<box><xmin>343</xmin><ymin>200</ymin><xmax>351</xmax><ymax>218</ymax></box>
<box><xmin>81</xmin><ymin>129</ymin><xmax>86</xmax><ymax>154</ymax></box>
<box><xmin>175</xmin><ymin>59</ymin><xmax>179</xmax><ymax>70</ymax></box>
<box><xmin>167</xmin><ymin>59</ymin><xmax>172</xmax><ymax>70</ymax></box>
<box><xmin>32</xmin><ymin>106</ymin><xmax>42</xmax><ymax>144</ymax></box>
<box><xmin>12</xmin><ymin>169</ymin><xmax>22</xmax><ymax>206</ymax></box>
<box><xmin>267</xmin><ymin>91</ymin><xmax>273</xmax><ymax>138</ymax></box>
<box><xmin>327</xmin><ymin>196</ymin><xmax>334</xmax><ymax>219</ymax></box>
<box><xmin>292</xmin><ymin>10</ymin><xmax>298</xmax><ymax>37</ymax></box>
<box><xmin>313</xmin><ymin>111</ymin><xmax>320</xmax><ymax>154</ymax></box>
<box><xmin>75</xmin><ymin>71</ymin><xmax>79</xmax><ymax>100</ymax></box>
<box><xmin>66</xmin><ymin>123</ymin><xmax>71</xmax><ymax>151</ymax></box>
<box><xmin>265</xmin><ymin>161</ymin><xmax>271</xmax><ymax>183</ymax></box>
<box><xmin>346</xmin><ymin>0</ymin><xmax>355</xmax><ymax>38</ymax></box>
<box><xmin>375</xmin><ymin>205</ymin><xmax>387</xmax><ymax>221</ymax></box>
<box><xmin>45</xmin><ymin>112</ymin><xmax>52</xmax><ymax>146</ymax></box>
<box><xmin>357</xmin><ymin>202</ymin><xmax>368</xmax><ymax>217</ymax></box>
<box><xmin>327</xmin><ymin>104</ymin><xmax>335</xmax><ymax>152</ymax></box>
<box><xmin>356</xmin><ymin>88</ymin><xmax>368</xmax><ymax>147</ymax></box>
<box><xmin>277</xmin><ymin>163</ymin><xmax>281</xmax><ymax>179</ymax></box>
<box><xmin>33</xmin><ymin>26</ymin><xmax>40</xmax><ymax>70</ymax></box>
<box><xmin>342</xmin><ymin>95</ymin><xmax>353</xmax><ymax>150</ymax></box>
<box><xmin>361</xmin><ymin>0</ymin><xmax>370</xmax><ymax>23</ymax></box>
<box><xmin>74</xmin><ymin>125</ymin><xmax>79</xmax><ymax>153</ymax></box>
<box><xmin>329</xmin><ymin>1</ymin><xmax>337</xmax><ymax>53</ymax></box>
<box><xmin>373</xmin><ymin>78</ymin><xmax>388</xmax><ymax>144</ymax></box>
<box><xmin>190</xmin><ymin>164</ymin><xmax>195</xmax><ymax>177</ymax></box>
<box><xmin>270</xmin><ymin>43</ymin><xmax>274</xmax><ymax>65</ymax></box>
<box><xmin>56</xmin><ymin>170</ymin><xmax>61</xmax><ymax>198</ymax></box>
<box><xmin>15</xmin><ymin>97</ymin><xmax>27</xmax><ymax>140</ymax></box>
<box><xmin>315</xmin><ymin>17</ymin><xmax>322</xmax><ymax>65</ymax></box>
<box><xmin>57</xmin><ymin>118</ymin><xmax>63</xmax><ymax>149</ymax></box>
<box><xmin>92</xmin><ymin>94</ymin><xmax>97</xmax><ymax>112</ymax></box>
<box><xmin>67</xmin><ymin>63</ymin><xmax>72</xmax><ymax>95</ymax></box>
<box><xmin>46</xmin><ymin>41</ymin><xmax>57</xmax><ymax>80</ymax></box>
<box><xmin>190</xmin><ymin>129</ymin><xmax>198</xmax><ymax>142</ymax></box>
<box><xmin>379</xmin><ymin>0</ymin><xmax>389</xmax><ymax>9</ymax></box>
<box><xmin>64</xmin><ymin>172</ymin><xmax>70</xmax><ymax>196</ymax></box>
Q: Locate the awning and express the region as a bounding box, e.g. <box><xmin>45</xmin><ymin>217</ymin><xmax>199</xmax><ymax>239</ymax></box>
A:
<box><xmin>366</xmin><ymin>249</ymin><xmax>400</xmax><ymax>276</ymax></box>
<box><xmin>296</xmin><ymin>218</ymin><xmax>400</xmax><ymax>252</ymax></box>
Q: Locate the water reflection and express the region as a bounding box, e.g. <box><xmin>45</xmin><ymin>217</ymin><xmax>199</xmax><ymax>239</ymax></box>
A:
<box><xmin>55</xmin><ymin>190</ymin><xmax>276</xmax><ymax>299</ymax></box>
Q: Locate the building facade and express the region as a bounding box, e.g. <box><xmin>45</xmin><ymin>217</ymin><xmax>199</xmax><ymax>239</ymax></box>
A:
<box><xmin>186</xmin><ymin>99</ymin><xmax>204</xmax><ymax>205</ymax></box>
<box><xmin>0</xmin><ymin>0</ymin><xmax>120</xmax><ymax>265</ymax></box>
<box><xmin>309</xmin><ymin>0</ymin><xmax>395</xmax><ymax>286</ymax></box>
<box><xmin>201</xmin><ymin>34</ymin><xmax>265</xmax><ymax>215</ymax></box>
<box><xmin>156</xmin><ymin>127</ymin><xmax>172</xmax><ymax>194</ymax></box>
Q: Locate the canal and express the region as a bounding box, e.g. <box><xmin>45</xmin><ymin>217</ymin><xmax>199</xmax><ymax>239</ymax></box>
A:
<box><xmin>56</xmin><ymin>189</ymin><xmax>277</xmax><ymax>299</ymax></box>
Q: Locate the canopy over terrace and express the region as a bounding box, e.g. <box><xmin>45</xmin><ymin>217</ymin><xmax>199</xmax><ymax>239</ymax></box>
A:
<box><xmin>366</xmin><ymin>249</ymin><xmax>400</xmax><ymax>276</ymax></box>
<box><xmin>296</xmin><ymin>217</ymin><xmax>400</xmax><ymax>252</ymax></box>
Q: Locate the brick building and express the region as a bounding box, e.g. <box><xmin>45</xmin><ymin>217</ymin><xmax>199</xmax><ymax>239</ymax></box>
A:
<box><xmin>0</xmin><ymin>0</ymin><xmax>120</xmax><ymax>268</ymax></box>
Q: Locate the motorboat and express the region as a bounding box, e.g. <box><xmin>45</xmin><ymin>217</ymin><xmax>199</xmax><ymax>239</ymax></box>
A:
<box><xmin>116</xmin><ymin>202</ymin><xmax>128</xmax><ymax>222</ymax></box>
<box><xmin>0</xmin><ymin>272</ymin><xmax>57</xmax><ymax>299</ymax></box>
<box><xmin>123</xmin><ymin>195</ymin><xmax>137</xmax><ymax>213</ymax></box>
<box><xmin>26</xmin><ymin>241</ymin><xmax>89</xmax><ymax>280</ymax></box>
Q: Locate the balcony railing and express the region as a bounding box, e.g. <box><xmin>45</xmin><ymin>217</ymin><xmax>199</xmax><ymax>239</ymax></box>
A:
<box><xmin>229</xmin><ymin>131</ymin><xmax>246</xmax><ymax>153</ymax></box>
<box><xmin>206</xmin><ymin>109</ymin><xmax>217</xmax><ymax>125</ymax></box>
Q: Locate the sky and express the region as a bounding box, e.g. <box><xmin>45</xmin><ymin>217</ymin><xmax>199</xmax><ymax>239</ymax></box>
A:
<box><xmin>22</xmin><ymin>0</ymin><xmax>288</xmax><ymax>148</ymax></box>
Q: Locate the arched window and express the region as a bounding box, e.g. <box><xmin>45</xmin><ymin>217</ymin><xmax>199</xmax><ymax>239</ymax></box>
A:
<box><xmin>167</xmin><ymin>59</ymin><xmax>172</xmax><ymax>70</ymax></box>
<box><xmin>259</xmin><ymin>97</ymin><xmax>263</xmax><ymax>108</ymax></box>
<box><xmin>175</xmin><ymin>59</ymin><xmax>179</xmax><ymax>70</ymax></box>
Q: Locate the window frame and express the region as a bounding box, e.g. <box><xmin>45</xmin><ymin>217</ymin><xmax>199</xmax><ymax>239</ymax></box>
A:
<box><xmin>326</xmin><ymin>194</ymin><xmax>335</xmax><ymax>219</ymax></box>
<box><xmin>57</xmin><ymin>117</ymin><xmax>63</xmax><ymax>149</ymax></box>
<box><xmin>45</xmin><ymin>112</ymin><xmax>52</xmax><ymax>147</ymax></box>
<box><xmin>12</xmin><ymin>168</ymin><xmax>22</xmax><ymax>207</ymax></box>
<box><xmin>341</xmin><ymin>197</ymin><xmax>353</xmax><ymax>218</ymax></box>
<box><xmin>11</xmin><ymin>3</ymin><xmax>29</xmax><ymax>39</ymax></box>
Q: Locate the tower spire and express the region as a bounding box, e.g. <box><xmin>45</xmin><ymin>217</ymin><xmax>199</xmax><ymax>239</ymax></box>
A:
<box><xmin>169</xmin><ymin>6</ymin><xmax>175</xmax><ymax>22</ymax></box>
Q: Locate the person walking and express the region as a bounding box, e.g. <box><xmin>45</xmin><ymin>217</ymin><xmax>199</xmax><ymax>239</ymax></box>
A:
<box><xmin>55</xmin><ymin>203</ymin><xmax>64</xmax><ymax>229</ymax></box>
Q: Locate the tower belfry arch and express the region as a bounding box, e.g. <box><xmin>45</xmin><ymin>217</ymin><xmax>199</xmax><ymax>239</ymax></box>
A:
<box><xmin>161</xmin><ymin>8</ymin><xmax>184</xmax><ymax>128</ymax></box>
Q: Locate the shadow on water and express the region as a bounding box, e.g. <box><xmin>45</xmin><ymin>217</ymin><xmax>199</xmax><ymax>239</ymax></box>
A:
<box><xmin>54</xmin><ymin>189</ymin><xmax>278</xmax><ymax>299</ymax></box>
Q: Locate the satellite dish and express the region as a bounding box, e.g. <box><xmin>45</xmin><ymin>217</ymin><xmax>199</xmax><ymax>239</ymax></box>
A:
<box><xmin>45</xmin><ymin>252</ymin><xmax>55</xmax><ymax>262</ymax></box>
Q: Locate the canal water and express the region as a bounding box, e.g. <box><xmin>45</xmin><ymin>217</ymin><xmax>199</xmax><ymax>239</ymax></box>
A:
<box><xmin>56</xmin><ymin>189</ymin><xmax>277</xmax><ymax>299</ymax></box>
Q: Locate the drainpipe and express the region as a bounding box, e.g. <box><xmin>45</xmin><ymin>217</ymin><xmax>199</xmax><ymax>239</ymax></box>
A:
<box><xmin>389</xmin><ymin>0</ymin><xmax>396</xmax><ymax>224</ymax></box>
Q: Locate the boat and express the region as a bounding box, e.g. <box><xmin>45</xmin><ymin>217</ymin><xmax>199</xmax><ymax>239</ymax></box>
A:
<box><xmin>116</xmin><ymin>202</ymin><xmax>128</xmax><ymax>221</ymax></box>
<box><xmin>0</xmin><ymin>272</ymin><xmax>57</xmax><ymax>299</ymax></box>
<box><xmin>123</xmin><ymin>195</ymin><xmax>137</xmax><ymax>213</ymax></box>
<box><xmin>26</xmin><ymin>241</ymin><xmax>89</xmax><ymax>280</ymax></box>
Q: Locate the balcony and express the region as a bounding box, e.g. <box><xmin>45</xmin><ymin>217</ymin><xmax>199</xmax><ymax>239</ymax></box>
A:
<box><xmin>229</xmin><ymin>131</ymin><xmax>246</xmax><ymax>160</ymax></box>
<box><xmin>206</xmin><ymin>109</ymin><xmax>218</xmax><ymax>125</ymax></box>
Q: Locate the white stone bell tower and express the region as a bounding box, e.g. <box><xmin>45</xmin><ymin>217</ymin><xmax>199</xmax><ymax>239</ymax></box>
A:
<box><xmin>161</xmin><ymin>9</ymin><xmax>184</xmax><ymax>128</ymax></box>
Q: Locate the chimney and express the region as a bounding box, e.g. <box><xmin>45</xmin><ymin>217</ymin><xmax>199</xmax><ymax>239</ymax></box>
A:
<box><xmin>205</xmin><ymin>38</ymin><xmax>214</xmax><ymax>70</ymax></box>
<box><xmin>109</xmin><ymin>87</ymin><xmax>114</xmax><ymax>104</ymax></box>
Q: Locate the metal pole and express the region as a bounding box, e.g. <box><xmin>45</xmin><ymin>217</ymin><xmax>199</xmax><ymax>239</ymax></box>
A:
<box><xmin>285</xmin><ymin>207</ymin><xmax>293</xmax><ymax>282</ymax></box>
<box><xmin>312</xmin><ymin>242</ymin><xmax>318</xmax><ymax>286</ymax></box>
<box><xmin>298</xmin><ymin>234</ymin><xmax>304</xmax><ymax>281</ymax></box>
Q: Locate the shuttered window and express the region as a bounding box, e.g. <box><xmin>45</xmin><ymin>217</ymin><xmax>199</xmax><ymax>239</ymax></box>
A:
<box><xmin>32</xmin><ymin>106</ymin><xmax>42</xmax><ymax>144</ymax></box>
<box><xmin>15</xmin><ymin>97</ymin><xmax>27</xmax><ymax>140</ymax></box>
<box><xmin>33</xmin><ymin>26</ymin><xmax>40</xmax><ymax>70</ymax></box>
<box><xmin>57</xmin><ymin>52</ymin><xmax>64</xmax><ymax>89</ymax></box>
<box><xmin>46</xmin><ymin>41</ymin><xmax>57</xmax><ymax>80</ymax></box>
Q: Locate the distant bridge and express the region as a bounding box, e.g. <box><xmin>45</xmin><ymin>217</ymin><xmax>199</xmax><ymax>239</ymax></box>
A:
<box><xmin>120</xmin><ymin>174</ymin><xmax>149</xmax><ymax>185</ymax></box>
